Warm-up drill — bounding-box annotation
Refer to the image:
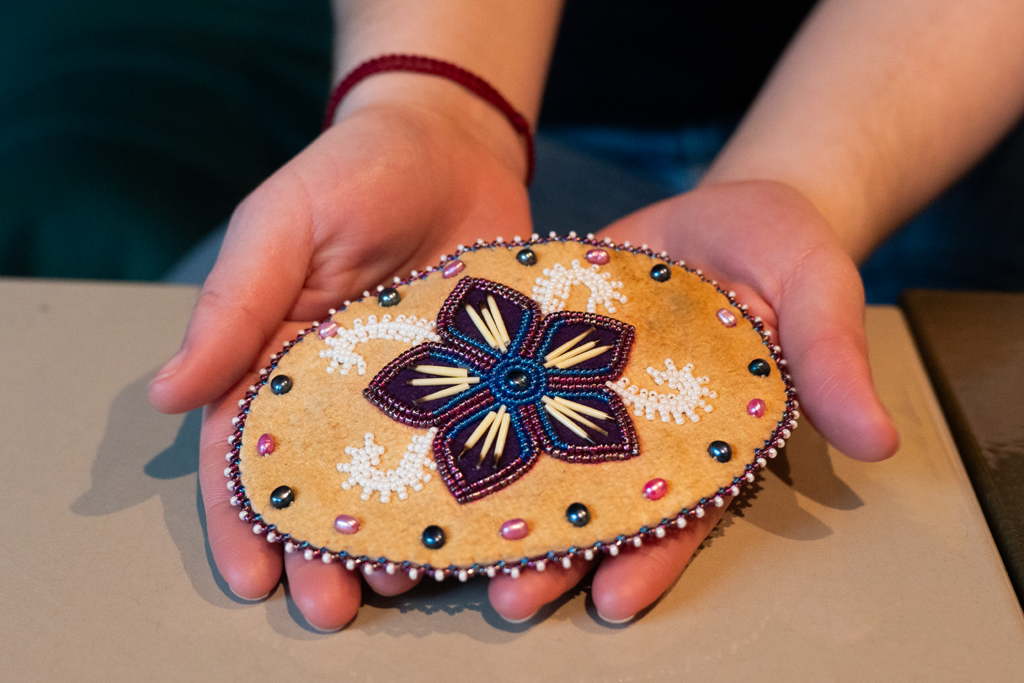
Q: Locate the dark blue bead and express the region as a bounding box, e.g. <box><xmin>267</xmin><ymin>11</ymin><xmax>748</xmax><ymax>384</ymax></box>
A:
<box><xmin>378</xmin><ymin>287</ymin><xmax>401</xmax><ymax>307</ymax></box>
<box><xmin>269</xmin><ymin>485</ymin><xmax>294</xmax><ymax>509</ymax></box>
<box><xmin>270</xmin><ymin>374</ymin><xmax>292</xmax><ymax>395</ymax></box>
<box><xmin>650</xmin><ymin>264</ymin><xmax>671</xmax><ymax>282</ymax></box>
<box><xmin>708</xmin><ymin>440</ymin><xmax>733</xmax><ymax>463</ymax></box>
<box><xmin>748</xmin><ymin>359</ymin><xmax>771</xmax><ymax>377</ymax></box>
<box><xmin>505</xmin><ymin>369</ymin><xmax>530</xmax><ymax>392</ymax></box>
<box><xmin>566</xmin><ymin>502</ymin><xmax>591</xmax><ymax>527</ymax></box>
<box><xmin>516</xmin><ymin>248</ymin><xmax>537</xmax><ymax>266</ymax></box>
<box><xmin>421</xmin><ymin>525</ymin><xmax>446</xmax><ymax>550</ymax></box>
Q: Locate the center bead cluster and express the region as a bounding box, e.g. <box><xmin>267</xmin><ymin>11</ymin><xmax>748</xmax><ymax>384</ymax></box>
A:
<box><xmin>490</xmin><ymin>357</ymin><xmax>546</xmax><ymax>406</ymax></box>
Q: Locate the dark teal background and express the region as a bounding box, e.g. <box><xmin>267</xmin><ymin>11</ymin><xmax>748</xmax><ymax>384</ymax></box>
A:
<box><xmin>0</xmin><ymin>1</ymin><xmax>331</xmax><ymax>280</ymax></box>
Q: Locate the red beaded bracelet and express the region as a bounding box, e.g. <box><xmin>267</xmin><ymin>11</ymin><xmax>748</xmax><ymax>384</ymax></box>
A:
<box><xmin>323</xmin><ymin>54</ymin><xmax>535</xmax><ymax>185</ymax></box>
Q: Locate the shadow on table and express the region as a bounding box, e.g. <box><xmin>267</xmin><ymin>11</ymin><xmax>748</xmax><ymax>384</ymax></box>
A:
<box><xmin>70</xmin><ymin>372</ymin><xmax>249</xmax><ymax>611</ymax></box>
<box><xmin>733</xmin><ymin>425</ymin><xmax>864</xmax><ymax>541</ymax></box>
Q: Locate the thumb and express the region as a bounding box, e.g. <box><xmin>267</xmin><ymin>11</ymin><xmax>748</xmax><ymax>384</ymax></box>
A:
<box><xmin>775</xmin><ymin>248</ymin><xmax>899</xmax><ymax>462</ymax></box>
<box><xmin>148</xmin><ymin>184</ymin><xmax>315</xmax><ymax>414</ymax></box>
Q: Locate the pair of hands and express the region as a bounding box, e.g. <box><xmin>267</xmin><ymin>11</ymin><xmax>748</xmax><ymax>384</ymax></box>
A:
<box><xmin>148</xmin><ymin>94</ymin><xmax>898</xmax><ymax>631</ymax></box>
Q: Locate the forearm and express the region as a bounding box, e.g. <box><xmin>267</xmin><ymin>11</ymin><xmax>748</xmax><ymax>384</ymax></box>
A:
<box><xmin>705</xmin><ymin>0</ymin><xmax>1024</xmax><ymax>262</ymax></box>
<box><xmin>329</xmin><ymin>1</ymin><xmax>562</xmax><ymax>182</ymax></box>
<box><xmin>333</xmin><ymin>0</ymin><xmax>562</xmax><ymax>124</ymax></box>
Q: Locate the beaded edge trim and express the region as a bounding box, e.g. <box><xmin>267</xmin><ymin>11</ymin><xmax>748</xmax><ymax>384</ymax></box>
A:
<box><xmin>223</xmin><ymin>232</ymin><xmax>799</xmax><ymax>582</ymax></box>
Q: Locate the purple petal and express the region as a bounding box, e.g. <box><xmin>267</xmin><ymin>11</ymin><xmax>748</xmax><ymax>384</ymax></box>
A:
<box><xmin>433</xmin><ymin>400</ymin><xmax>541</xmax><ymax>504</ymax></box>
<box><xmin>531</xmin><ymin>388</ymin><xmax>639</xmax><ymax>463</ymax></box>
<box><xmin>535</xmin><ymin>311</ymin><xmax>635</xmax><ymax>385</ymax></box>
<box><xmin>437</xmin><ymin>277</ymin><xmax>542</xmax><ymax>359</ymax></box>
<box><xmin>363</xmin><ymin>342</ymin><xmax>495</xmax><ymax>428</ymax></box>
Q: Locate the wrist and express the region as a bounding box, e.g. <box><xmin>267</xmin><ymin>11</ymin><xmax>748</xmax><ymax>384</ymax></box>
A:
<box><xmin>328</xmin><ymin>68</ymin><xmax>531</xmax><ymax>184</ymax></box>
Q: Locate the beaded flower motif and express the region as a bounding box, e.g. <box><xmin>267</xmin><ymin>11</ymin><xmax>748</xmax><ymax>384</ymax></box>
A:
<box><xmin>364</xmin><ymin>277</ymin><xmax>639</xmax><ymax>503</ymax></box>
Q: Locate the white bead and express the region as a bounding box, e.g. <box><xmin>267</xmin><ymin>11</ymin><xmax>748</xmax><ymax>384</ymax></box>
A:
<box><xmin>345</xmin><ymin>559</ymin><xmax>356</xmax><ymax>571</ymax></box>
<box><xmin>510</xmin><ymin>567</ymin><xmax>520</xmax><ymax>579</ymax></box>
<box><xmin>225</xmin><ymin>452</ymin><xmax>234</xmax><ymax>462</ymax></box>
<box><xmin>714</xmin><ymin>496</ymin><xmax>724</xmax><ymax>507</ymax></box>
<box><xmin>584</xmin><ymin>549</ymin><xmax>594</xmax><ymax>561</ymax></box>
<box><xmin>267</xmin><ymin>532</ymin><xmax>277</xmax><ymax>543</ymax></box>
<box><xmin>632</xmin><ymin>537</ymin><xmax>642</xmax><ymax>548</ymax></box>
<box><xmin>767</xmin><ymin>447</ymin><xmax>778</xmax><ymax>458</ymax></box>
<box><xmin>696</xmin><ymin>507</ymin><xmax>706</xmax><ymax>518</ymax></box>
<box><xmin>252</xmin><ymin>524</ymin><xmax>262</xmax><ymax>534</ymax></box>
<box><xmin>561</xmin><ymin>556</ymin><xmax>572</xmax><ymax>569</ymax></box>
<box><xmin>363</xmin><ymin>564</ymin><xmax>374</xmax><ymax>576</ymax></box>
<box><xmin>227</xmin><ymin>435</ymin><xmax>235</xmax><ymax>444</ymax></box>
<box><xmin>535</xmin><ymin>561</ymin><xmax>546</xmax><ymax>572</ymax></box>
<box><xmin>676</xmin><ymin>517</ymin><xmax>687</xmax><ymax>529</ymax></box>
<box><xmin>227</xmin><ymin>481</ymin><xmax>235</xmax><ymax>492</ymax></box>
<box><xmin>730</xmin><ymin>485</ymin><xmax>740</xmax><ymax>496</ymax></box>
<box><xmin>434</xmin><ymin>570</ymin><xmax>445</xmax><ymax>582</ymax></box>
<box><xmin>223</xmin><ymin>467</ymin><xmax>232</xmax><ymax>478</ymax></box>
<box><xmin>321</xmin><ymin>552</ymin><xmax>333</xmax><ymax>564</ymax></box>
<box><xmin>230</xmin><ymin>497</ymin><xmax>240</xmax><ymax>506</ymax></box>
<box><xmin>458</xmin><ymin>570</ymin><xmax>468</xmax><ymax>582</ymax></box>
<box><xmin>608</xmin><ymin>545</ymin><xmax>620</xmax><ymax>557</ymax></box>
<box><xmin>386</xmin><ymin>563</ymin><xmax>396</xmax><ymax>575</ymax></box>
<box><xmin>655</xmin><ymin>527</ymin><xmax>666</xmax><ymax>538</ymax></box>
<box><xmin>303</xmin><ymin>549</ymin><xmax>314</xmax><ymax>561</ymax></box>
<box><xmin>486</xmin><ymin>567</ymin><xmax>497</xmax><ymax>578</ymax></box>
<box><xmin>284</xmin><ymin>541</ymin><xmax>295</xmax><ymax>553</ymax></box>
<box><xmin>408</xmin><ymin>567</ymin><xmax>419</xmax><ymax>581</ymax></box>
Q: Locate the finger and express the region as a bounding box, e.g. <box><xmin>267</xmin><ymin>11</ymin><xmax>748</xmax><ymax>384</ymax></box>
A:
<box><xmin>591</xmin><ymin>504</ymin><xmax>725</xmax><ymax>623</ymax></box>
<box><xmin>284</xmin><ymin>551</ymin><xmax>362</xmax><ymax>631</ymax></box>
<box><xmin>488</xmin><ymin>557</ymin><xmax>594</xmax><ymax>622</ymax></box>
<box><xmin>364</xmin><ymin>567</ymin><xmax>422</xmax><ymax>596</ymax></box>
<box><xmin>148</xmin><ymin>176</ymin><xmax>317</xmax><ymax>415</ymax></box>
<box><xmin>199</xmin><ymin>395</ymin><xmax>283</xmax><ymax>600</ymax></box>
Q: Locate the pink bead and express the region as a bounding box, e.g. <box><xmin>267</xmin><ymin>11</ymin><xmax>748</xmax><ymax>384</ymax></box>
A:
<box><xmin>717</xmin><ymin>308</ymin><xmax>737</xmax><ymax>327</ymax></box>
<box><xmin>442</xmin><ymin>259</ymin><xmax>466</xmax><ymax>278</ymax></box>
<box><xmin>585</xmin><ymin>249</ymin><xmax>610</xmax><ymax>265</ymax></box>
<box><xmin>257</xmin><ymin>433</ymin><xmax>275</xmax><ymax>456</ymax></box>
<box><xmin>334</xmin><ymin>514</ymin><xmax>360</xmax><ymax>535</ymax></box>
<box><xmin>318</xmin><ymin>320</ymin><xmax>339</xmax><ymax>339</ymax></box>
<box><xmin>643</xmin><ymin>478</ymin><xmax>668</xmax><ymax>500</ymax></box>
<box><xmin>747</xmin><ymin>398</ymin><xmax>766</xmax><ymax>418</ymax></box>
<box><xmin>500</xmin><ymin>518</ymin><xmax>529</xmax><ymax>540</ymax></box>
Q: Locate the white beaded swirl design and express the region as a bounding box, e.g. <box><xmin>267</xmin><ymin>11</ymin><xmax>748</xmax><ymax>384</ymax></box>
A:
<box><xmin>320</xmin><ymin>314</ymin><xmax>440</xmax><ymax>376</ymax></box>
<box><xmin>607</xmin><ymin>359</ymin><xmax>716</xmax><ymax>424</ymax></box>
<box><xmin>531</xmin><ymin>260</ymin><xmax>626</xmax><ymax>315</ymax></box>
<box><xmin>337</xmin><ymin>430</ymin><xmax>438</xmax><ymax>503</ymax></box>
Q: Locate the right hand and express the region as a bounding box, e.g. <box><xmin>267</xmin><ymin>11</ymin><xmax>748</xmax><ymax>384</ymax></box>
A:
<box><xmin>149</xmin><ymin>75</ymin><xmax>534</xmax><ymax>630</ymax></box>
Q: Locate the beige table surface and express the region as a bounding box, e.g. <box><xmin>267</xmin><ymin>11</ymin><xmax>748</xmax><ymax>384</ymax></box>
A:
<box><xmin>2</xmin><ymin>278</ymin><xmax>1022</xmax><ymax>682</ymax></box>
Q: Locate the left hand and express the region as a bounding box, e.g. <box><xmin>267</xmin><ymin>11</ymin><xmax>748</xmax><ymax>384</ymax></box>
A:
<box><xmin>487</xmin><ymin>178</ymin><xmax>899</xmax><ymax>622</ymax></box>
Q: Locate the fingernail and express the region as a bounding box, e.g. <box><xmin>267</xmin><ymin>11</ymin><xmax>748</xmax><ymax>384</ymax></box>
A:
<box><xmin>152</xmin><ymin>347</ymin><xmax>187</xmax><ymax>383</ymax></box>
<box><xmin>229</xmin><ymin>587</ymin><xmax>270</xmax><ymax>601</ymax></box>
<box><xmin>597</xmin><ymin>610</ymin><xmax>635</xmax><ymax>625</ymax></box>
<box><xmin>501</xmin><ymin>609</ymin><xmax>538</xmax><ymax>624</ymax></box>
